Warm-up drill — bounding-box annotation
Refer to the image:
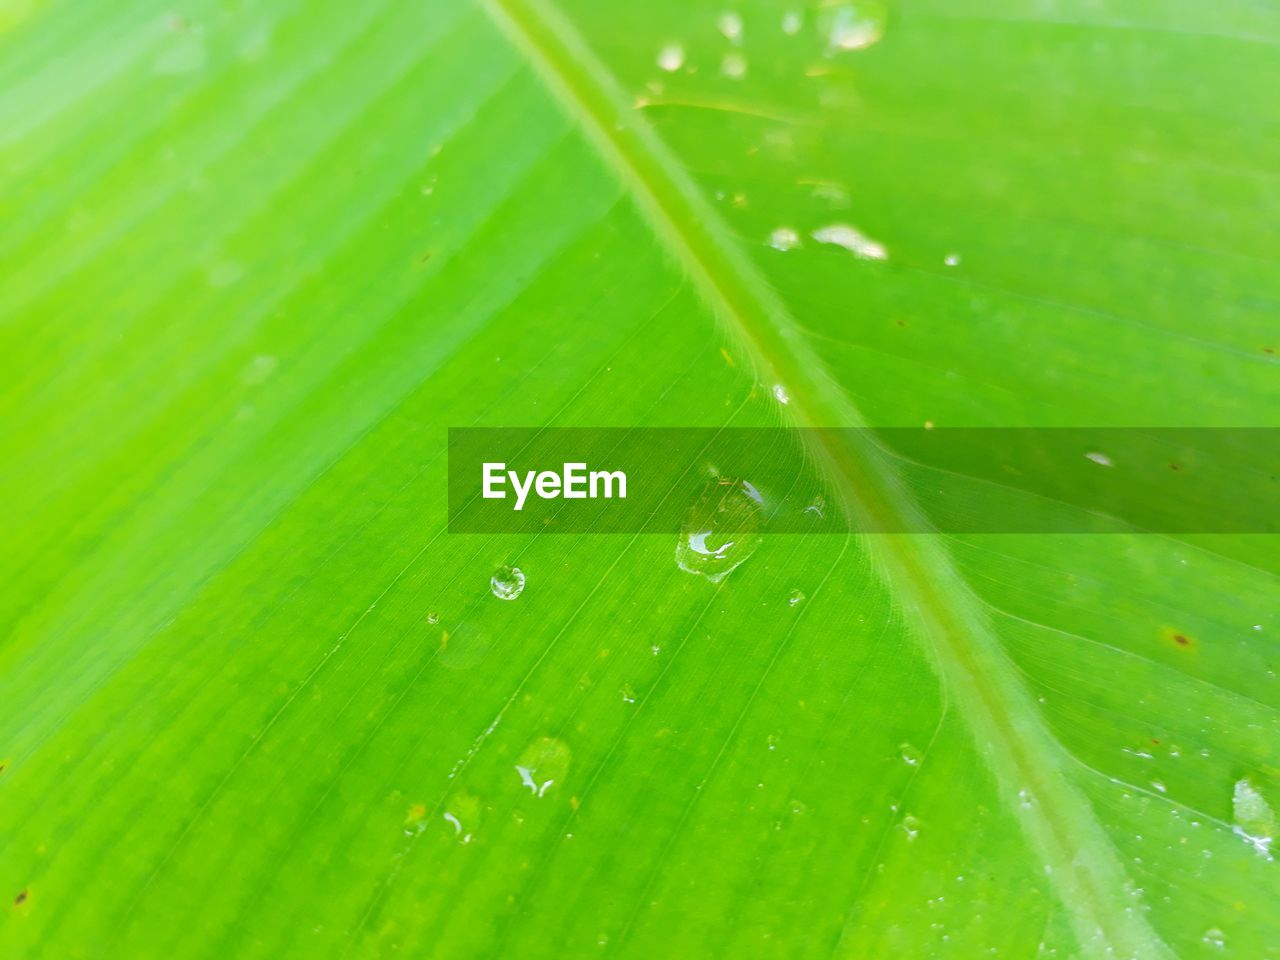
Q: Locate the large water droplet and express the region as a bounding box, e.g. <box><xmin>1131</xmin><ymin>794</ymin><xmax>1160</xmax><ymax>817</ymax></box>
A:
<box><xmin>1232</xmin><ymin>777</ymin><xmax>1274</xmax><ymax>858</ymax></box>
<box><xmin>675</xmin><ymin>479</ymin><xmax>764</xmax><ymax>583</ymax></box>
<box><xmin>514</xmin><ymin>736</ymin><xmax>572</xmax><ymax>799</ymax></box>
<box><xmin>768</xmin><ymin>227</ymin><xmax>800</xmax><ymax>251</ymax></box>
<box><xmin>824</xmin><ymin>2</ymin><xmax>886</xmax><ymax>52</ymax></box>
<box><xmin>490</xmin><ymin>565</ymin><xmax>525</xmax><ymax>601</ymax></box>
<box><xmin>657</xmin><ymin>43</ymin><xmax>684</xmax><ymax>72</ymax></box>
<box><xmin>718</xmin><ymin>11</ymin><xmax>743</xmax><ymax>43</ymax></box>
<box><xmin>812</xmin><ymin>223</ymin><xmax>887</xmax><ymax>260</ymax></box>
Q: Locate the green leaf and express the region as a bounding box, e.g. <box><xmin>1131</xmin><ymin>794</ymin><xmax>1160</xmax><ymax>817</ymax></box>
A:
<box><xmin>2</xmin><ymin>1</ymin><xmax>1276</xmax><ymax>958</ymax></box>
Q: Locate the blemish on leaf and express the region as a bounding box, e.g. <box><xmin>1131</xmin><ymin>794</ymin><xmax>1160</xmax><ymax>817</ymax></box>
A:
<box><xmin>14</xmin><ymin>890</ymin><xmax>27</xmax><ymax>906</ymax></box>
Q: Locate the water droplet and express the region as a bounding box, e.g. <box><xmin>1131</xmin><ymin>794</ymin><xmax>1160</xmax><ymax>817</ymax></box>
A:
<box><xmin>944</xmin><ymin>253</ymin><xmax>960</xmax><ymax>267</ymax></box>
<box><xmin>772</xmin><ymin>383</ymin><xmax>791</xmax><ymax>404</ymax></box>
<box><xmin>803</xmin><ymin>493</ymin><xmax>826</xmax><ymax>519</ymax></box>
<box><xmin>514</xmin><ymin>737</ymin><xmax>571</xmax><ymax>799</ymax></box>
<box><xmin>812</xmin><ymin>223</ymin><xmax>887</xmax><ymax>260</ymax></box>
<box><xmin>1201</xmin><ymin>928</ymin><xmax>1226</xmax><ymax>950</ymax></box>
<box><xmin>650</xmin><ymin>644</ymin><xmax>661</xmax><ymax>656</ymax></box>
<box><xmin>620</xmin><ymin>683</ymin><xmax>636</xmax><ymax>704</ymax></box>
<box><xmin>788</xmin><ymin>588</ymin><xmax>805</xmax><ymax>607</ymax></box>
<box><xmin>718</xmin><ymin>11</ymin><xmax>743</xmax><ymax>43</ymax></box>
<box><xmin>781</xmin><ymin>10</ymin><xmax>802</xmax><ymax>35</ymax></box>
<box><xmin>1151</xmin><ymin>780</ymin><xmax>1167</xmax><ymax>794</ymax></box>
<box><xmin>901</xmin><ymin>814</ymin><xmax>920</xmax><ymax>841</ymax></box>
<box><xmin>674</xmin><ymin>479</ymin><xmax>765</xmax><ymax>583</ymax></box>
<box><xmin>657</xmin><ymin>43</ymin><xmax>684</xmax><ymax>72</ymax></box>
<box><xmin>490</xmin><ymin>565</ymin><xmax>525</xmax><ymax>601</ymax></box>
<box><xmin>768</xmin><ymin>227</ymin><xmax>800</xmax><ymax>251</ymax></box>
<box><xmin>899</xmin><ymin>743</ymin><xmax>922</xmax><ymax>766</ymax></box>
<box><xmin>443</xmin><ymin>811</ymin><xmax>463</xmax><ymax>834</ymax></box>
<box><xmin>1232</xmin><ymin>777</ymin><xmax>1274</xmax><ymax>859</ymax></box>
<box><xmin>1085</xmin><ymin>451</ymin><xmax>1113</xmax><ymax>467</ymax></box>
<box><xmin>426</xmin><ymin>611</ymin><xmax>440</xmax><ymax>625</ymax></box>
<box><xmin>825</xmin><ymin>2</ymin><xmax>886</xmax><ymax>52</ymax></box>
<box><xmin>721</xmin><ymin>52</ymin><xmax>747</xmax><ymax>78</ymax></box>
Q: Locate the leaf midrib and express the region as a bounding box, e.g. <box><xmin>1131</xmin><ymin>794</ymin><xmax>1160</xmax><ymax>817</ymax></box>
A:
<box><xmin>476</xmin><ymin>0</ymin><xmax>1172</xmax><ymax>956</ymax></box>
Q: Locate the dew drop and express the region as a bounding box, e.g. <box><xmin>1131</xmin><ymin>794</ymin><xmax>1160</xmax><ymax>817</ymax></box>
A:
<box><xmin>718</xmin><ymin>10</ymin><xmax>743</xmax><ymax>43</ymax></box>
<box><xmin>901</xmin><ymin>814</ymin><xmax>921</xmax><ymax>841</ymax></box>
<box><xmin>515</xmin><ymin>736</ymin><xmax>571</xmax><ymax>799</ymax></box>
<box><xmin>899</xmin><ymin>743</ymin><xmax>922</xmax><ymax>766</ymax></box>
<box><xmin>1231</xmin><ymin>777</ymin><xmax>1274</xmax><ymax>859</ymax></box>
<box><xmin>657</xmin><ymin>43</ymin><xmax>684</xmax><ymax>72</ymax></box>
<box><xmin>490</xmin><ymin>565</ymin><xmax>525</xmax><ymax>601</ymax></box>
<box><xmin>1085</xmin><ymin>451</ymin><xmax>1113</xmax><ymax>467</ymax></box>
<box><xmin>825</xmin><ymin>2</ymin><xmax>886</xmax><ymax>52</ymax></box>
<box><xmin>944</xmin><ymin>253</ymin><xmax>960</xmax><ymax>267</ymax></box>
<box><xmin>772</xmin><ymin>383</ymin><xmax>791</xmax><ymax>404</ymax></box>
<box><xmin>426</xmin><ymin>611</ymin><xmax>440</xmax><ymax>625</ymax></box>
<box><xmin>788</xmin><ymin>588</ymin><xmax>805</xmax><ymax>607</ymax></box>
<box><xmin>1201</xmin><ymin>928</ymin><xmax>1226</xmax><ymax>950</ymax></box>
<box><xmin>675</xmin><ymin>479</ymin><xmax>764</xmax><ymax>583</ymax></box>
<box><xmin>812</xmin><ymin>223</ymin><xmax>887</xmax><ymax>260</ymax></box>
<box><xmin>768</xmin><ymin>227</ymin><xmax>800</xmax><ymax>251</ymax></box>
<box><xmin>620</xmin><ymin>683</ymin><xmax>636</xmax><ymax>704</ymax></box>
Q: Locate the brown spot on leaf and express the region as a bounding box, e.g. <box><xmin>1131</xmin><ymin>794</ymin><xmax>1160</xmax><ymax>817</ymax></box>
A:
<box><xmin>1168</xmin><ymin>462</ymin><xmax>1180</xmax><ymax>471</ymax></box>
<box><xmin>1173</xmin><ymin>634</ymin><xmax>1190</xmax><ymax>646</ymax></box>
<box><xmin>14</xmin><ymin>890</ymin><xmax>26</xmax><ymax>906</ymax></box>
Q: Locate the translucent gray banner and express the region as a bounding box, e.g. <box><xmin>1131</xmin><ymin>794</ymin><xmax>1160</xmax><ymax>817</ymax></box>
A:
<box><xmin>447</xmin><ymin>428</ymin><xmax>1279</xmax><ymax>534</ymax></box>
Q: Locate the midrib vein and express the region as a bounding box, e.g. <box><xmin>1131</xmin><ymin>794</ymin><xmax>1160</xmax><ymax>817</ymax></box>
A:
<box><xmin>478</xmin><ymin>0</ymin><xmax>1170</xmax><ymax>955</ymax></box>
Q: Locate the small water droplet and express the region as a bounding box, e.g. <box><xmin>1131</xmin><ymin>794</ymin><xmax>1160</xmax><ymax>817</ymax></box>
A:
<box><xmin>1152</xmin><ymin>780</ymin><xmax>1167</xmax><ymax>794</ymax></box>
<box><xmin>1201</xmin><ymin>928</ymin><xmax>1226</xmax><ymax>950</ymax></box>
<box><xmin>674</xmin><ymin>479</ymin><xmax>765</xmax><ymax>583</ymax></box>
<box><xmin>657</xmin><ymin>43</ymin><xmax>684</xmax><ymax>72</ymax></box>
<box><xmin>825</xmin><ymin>2</ymin><xmax>886</xmax><ymax>52</ymax></box>
<box><xmin>803</xmin><ymin>493</ymin><xmax>826</xmax><ymax>519</ymax></box>
<box><xmin>515</xmin><ymin>736</ymin><xmax>571</xmax><ymax>799</ymax></box>
<box><xmin>1085</xmin><ymin>451</ymin><xmax>1113</xmax><ymax>467</ymax></box>
<box><xmin>772</xmin><ymin>383</ymin><xmax>790</xmax><ymax>404</ymax></box>
<box><xmin>490</xmin><ymin>565</ymin><xmax>525</xmax><ymax>601</ymax></box>
<box><xmin>426</xmin><ymin>611</ymin><xmax>440</xmax><ymax>625</ymax></box>
<box><xmin>812</xmin><ymin>223</ymin><xmax>887</xmax><ymax>260</ymax></box>
<box><xmin>899</xmin><ymin>743</ymin><xmax>922</xmax><ymax>766</ymax></box>
<box><xmin>718</xmin><ymin>11</ymin><xmax>743</xmax><ymax>43</ymax></box>
<box><xmin>1232</xmin><ymin>777</ymin><xmax>1274</xmax><ymax>859</ymax></box>
<box><xmin>443</xmin><ymin>811</ymin><xmax>463</xmax><ymax>834</ymax></box>
<box><xmin>781</xmin><ymin>10</ymin><xmax>802</xmax><ymax>35</ymax></box>
<box><xmin>901</xmin><ymin>814</ymin><xmax>920</xmax><ymax>841</ymax></box>
<box><xmin>620</xmin><ymin>683</ymin><xmax>636</xmax><ymax>704</ymax></box>
<box><xmin>768</xmin><ymin>227</ymin><xmax>800</xmax><ymax>251</ymax></box>
<box><xmin>944</xmin><ymin>253</ymin><xmax>960</xmax><ymax>267</ymax></box>
<box><xmin>788</xmin><ymin>589</ymin><xmax>805</xmax><ymax>607</ymax></box>
<box><xmin>721</xmin><ymin>52</ymin><xmax>747</xmax><ymax>78</ymax></box>
<box><xmin>650</xmin><ymin>644</ymin><xmax>661</xmax><ymax>656</ymax></box>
